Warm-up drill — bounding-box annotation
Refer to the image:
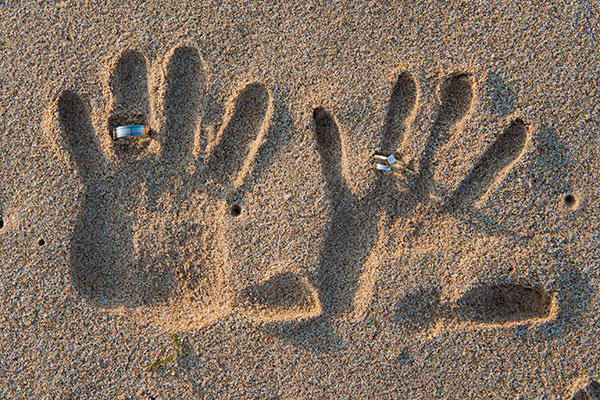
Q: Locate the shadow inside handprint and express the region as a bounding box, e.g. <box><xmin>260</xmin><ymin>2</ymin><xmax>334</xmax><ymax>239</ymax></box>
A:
<box><xmin>58</xmin><ymin>91</ymin><xmax>159</xmax><ymax>307</ymax></box>
<box><xmin>239</xmin><ymin>272</ymin><xmax>321</xmax><ymax>320</ymax></box>
<box><xmin>387</xmin><ymin>74</ymin><xmax>569</xmax><ymax>332</ymax></box>
<box><xmin>106</xmin><ymin>50</ymin><xmax>151</xmax><ymax>135</ymax></box>
<box><xmin>57</xmin><ymin>47</ymin><xmax>207</xmax><ymax>308</ymax></box>
<box><xmin>312</xmin><ymin>107</ymin><xmax>379</xmax><ymax>319</ymax></box>
<box><xmin>260</xmin><ymin>74</ymin><xmax>419</xmax><ymax>350</ymax></box>
<box><xmin>409</xmin><ymin>73</ymin><xmax>473</xmax><ymax>204</ymax></box>
<box><xmin>454</xmin><ymin>283</ymin><xmax>553</xmax><ymax>323</ymax></box>
<box><xmin>395</xmin><ymin>286</ymin><xmax>442</xmax><ymax>332</ymax></box>
<box><xmin>313</xmin><ymin>73</ymin><xmax>418</xmax><ymax>321</ymax></box>
<box><xmin>447</xmin><ymin>118</ymin><xmax>527</xmax><ymax>211</ymax></box>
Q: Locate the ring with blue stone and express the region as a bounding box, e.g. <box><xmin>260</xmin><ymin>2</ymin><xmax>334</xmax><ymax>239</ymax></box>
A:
<box><xmin>113</xmin><ymin>125</ymin><xmax>150</xmax><ymax>140</ymax></box>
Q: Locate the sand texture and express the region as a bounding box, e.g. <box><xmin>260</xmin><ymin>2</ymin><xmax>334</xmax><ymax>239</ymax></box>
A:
<box><xmin>1</xmin><ymin>0</ymin><xmax>599</xmax><ymax>398</ymax></box>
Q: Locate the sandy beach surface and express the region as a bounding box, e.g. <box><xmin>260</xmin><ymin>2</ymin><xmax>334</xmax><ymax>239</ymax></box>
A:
<box><xmin>1</xmin><ymin>1</ymin><xmax>599</xmax><ymax>398</ymax></box>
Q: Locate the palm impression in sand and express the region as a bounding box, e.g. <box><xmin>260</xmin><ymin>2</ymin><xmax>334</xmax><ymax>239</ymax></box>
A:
<box><xmin>311</xmin><ymin>72</ymin><xmax>557</xmax><ymax>332</ymax></box>
<box><xmin>50</xmin><ymin>46</ymin><xmax>291</xmax><ymax>329</ymax></box>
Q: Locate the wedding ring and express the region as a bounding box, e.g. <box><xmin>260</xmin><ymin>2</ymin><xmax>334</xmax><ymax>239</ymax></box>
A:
<box><xmin>373</xmin><ymin>152</ymin><xmax>414</xmax><ymax>174</ymax></box>
<box><xmin>376</xmin><ymin>164</ymin><xmax>398</xmax><ymax>172</ymax></box>
<box><xmin>374</xmin><ymin>154</ymin><xmax>398</xmax><ymax>165</ymax></box>
<box><xmin>113</xmin><ymin>125</ymin><xmax>150</xmax><ymax>140</ymax></box>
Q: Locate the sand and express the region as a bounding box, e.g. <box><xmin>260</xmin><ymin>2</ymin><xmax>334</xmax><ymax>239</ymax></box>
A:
<box><xmin>1</xmin><ymin>0</ymin><xmax>599</xmax><ymax>398</ymax></box>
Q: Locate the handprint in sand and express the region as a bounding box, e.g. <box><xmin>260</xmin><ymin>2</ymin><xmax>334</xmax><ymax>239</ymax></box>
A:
<box><xmin>50</xmin><ymin>46</ymin><xmax>281</xmax><ymax>329</ymax></box>
<box><xmin>310</xmin><ymin>71</ymin><xmax>558</xmax><ymax>333</ymax></box>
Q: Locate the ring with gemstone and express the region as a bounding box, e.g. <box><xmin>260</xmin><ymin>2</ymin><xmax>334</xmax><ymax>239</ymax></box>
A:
<box><xmin>113</xmin><ymin>125</ymin><xmax>150</xmax><ymax>140</ymax></box>
<box><xmin>373</xmin><ymin>152</ymin><xmax>414</xmax><ymax>174</ymax></box>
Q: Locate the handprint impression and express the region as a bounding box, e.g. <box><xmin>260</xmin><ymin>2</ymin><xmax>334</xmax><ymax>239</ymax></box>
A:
<box><xmin>55</xmin><ymin>47</ymin><xmax>272</xmax><ymax>329</ymax></box>
<box><xmin>313</xmin><ymin>72</ymin><xmax>553</xmax><ymax>329</ymax></box>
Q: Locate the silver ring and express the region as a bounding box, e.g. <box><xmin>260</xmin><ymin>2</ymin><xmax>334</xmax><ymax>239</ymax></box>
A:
<box><xmin>113</xmin><ymin>125</ymin><xmax>150</xmax><ymax>140</ymax></box>
<box><xmin>373</xmin><ymin>152</ymin><xmax>414</xmax><ymax>174</ymax></box>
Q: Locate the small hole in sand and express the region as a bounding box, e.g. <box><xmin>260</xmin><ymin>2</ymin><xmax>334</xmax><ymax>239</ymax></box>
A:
<box><xmin>0</xmin><ymin>217</ymin><xmax>4</xmax><ymax>229</ymax></box>
<box><xmin>564</xmin><ymin>194</ymin><xmax>576</xmax><ymax>209</ymax></box>
<box><xmin>231</xmin><ymin>205</ymin><xmax>242</xmax><ymax>217</ymax></box>
<box><xmin>37</xmin><ymin>239</ymin><xmax>45</xmax><ymax>246</ymax></box>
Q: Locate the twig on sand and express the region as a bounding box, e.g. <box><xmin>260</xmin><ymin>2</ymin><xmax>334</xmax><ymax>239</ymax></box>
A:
<box><xmin>147</xmin><ymin>334</ymin><xmax>182</xmax><ymax>370</ymax></box>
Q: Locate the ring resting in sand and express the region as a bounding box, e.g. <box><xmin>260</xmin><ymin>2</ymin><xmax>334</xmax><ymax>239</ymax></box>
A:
<box><xmin>113</xmin><ymin>125</ymin><xmax>150</xmax><ymax>140</ymax></box>
<box><xmin>373</xmin><ymin>153</ymin><xmax>414</xmax><ymax>174</ymax></box>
